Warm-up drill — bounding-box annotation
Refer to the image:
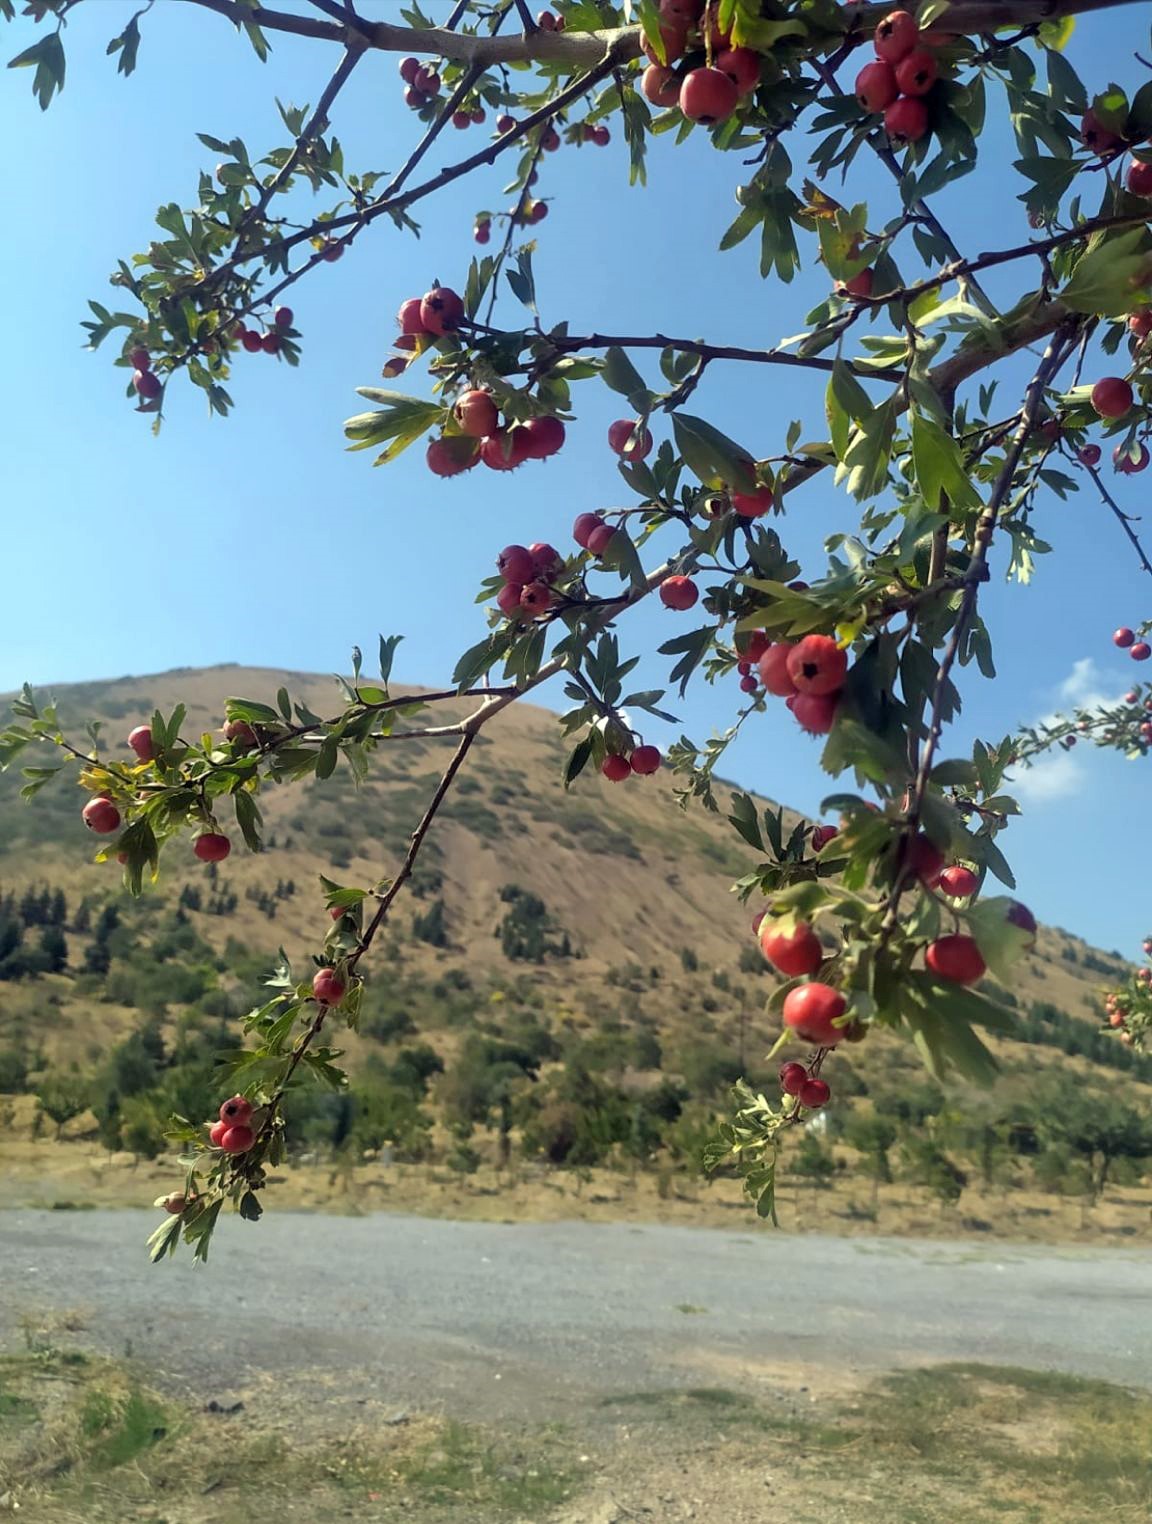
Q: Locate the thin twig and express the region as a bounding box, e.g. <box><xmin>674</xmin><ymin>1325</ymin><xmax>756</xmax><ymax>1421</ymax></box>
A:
<box><xmin>1075</xmin><ymin>453</ymin><xmax>1152</xmax><ymax>576</ymax></box>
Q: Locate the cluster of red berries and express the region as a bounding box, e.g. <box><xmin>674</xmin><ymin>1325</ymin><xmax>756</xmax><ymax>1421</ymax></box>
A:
<box><xmin>80</xmin><ymin>722</ymin><xmax>235</xmax><ymax>864</ymax></box>
<box><xmin>207</xmin><ymin>1094</ymin><xmax>256</xmax><ymax>1154</ymax></box>
<box><xmin>746</xmin><ymin>632</ymin><xmax>850</xmax><ymax>736</ymax></box>
<box><xmin>1113</xmin><ymin>627</ymin><xmax>1151</xmax><ymax>662</ymax></box>
<box><xmin>429</xmin><ymin>389</ymin><xmax>567</xmax><ymax>477</ymax></box>
<box><xmin>231</xmin><ymin>305</ymin><xmax>293</xmax><ymax>357</ymax></box>
<box><xmin>854</xmin><ymin>10</ymin><xmax>937</xmax><ymax>147</ymax></box>
<box><xmin>639</xmin><ymin>1</ymin><xmax>760</xmax><ymax>126</ymax></box>
<box><xmin>779</xmin><ymin>1060</ymin><xmax>831</xmax><ymax>1110</ymax></box>
<box><xmin>600</xmin><ymin>744</ymin><xmax>662</xmax><ymax>782</ymax></box>
<box><xmin>1077</xmin><ymin>439</ymin><xmax>1150</xmax><ymax>475</ymax></box>
<box><xmin>127</xmin><ymin>345</ymin><xmax>162</xmax><ymax>403</ymax></box>
<box><xmin>398</xmin><ymin>55</ymin><xmax>445</xmax><ymax>112</ymax></box>
<box><xmin>493</xmin><ymin>540</ymin><xmax>565</xmax><ymax>621</ymax></box>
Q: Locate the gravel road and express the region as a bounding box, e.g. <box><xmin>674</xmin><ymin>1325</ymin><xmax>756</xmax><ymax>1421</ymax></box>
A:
<box><xmin>1</xmin><ymin>1210</ymin><xmax>1149</xmax><ymax>1415</ymax></box>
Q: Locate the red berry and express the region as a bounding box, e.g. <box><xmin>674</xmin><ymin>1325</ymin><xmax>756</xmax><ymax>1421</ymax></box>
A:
<box><xmin>907</xmin><ymin>833</ymin><xmax>944</xmax><ymax>888</ymax></box>
<box><xmin>128</xmin><ymin>346</ymin><xmax>151</xmax><ymax>371</ymax></box>
<box><xmin>782</xmin><ymin>983</ymin><xmax>847</xmax><ymax>1046</ymax></box>
<box><xmin>528</xmin><ymin>200</ymin><xmax>549</xmax><ymax>223</ymax></box>
<box><xmin>811</xmin><ymin>825</ymin><xmax>839</xmax><ymax>852</ymax></box>
<box><xmin>1078</xmin><ymin>444</ymin><xmax>1101</xmax><ymax>466</ymax></box>
<box><xmin>737</xmin><ymin>660</ymin><xmax>752</xmax><ymax>677</ymax></box>
<box><xmin>82</xmin><ymin>797</ymin><xmax>121</xmax><ymax>835</ymax></box>
<box><xmin>660</xmin><ymin>575</ymin><xmax>699</xmax><ymax>611</ymax></box>
<box><xmin>592</xmin><ymin>125</ymin><xmax>610</xmax><ymax>146</ymax></box>
<box><xmin>742</xmin><ymin>631</ymin><xmax>770</xmax><ymax>662</ymax></box>
<box><xmin>608</xmin><ymin>418</ymin><xmax>653</xmax><ymax>460</ymax></box>
<box><xmin>194</xmin><ymin>833</ymin><xmax>231</xmax><ymax>863</ymax></box>
<box><xmin>224</xmin><ymin>719</ymin><xmax>257</xmax><ymax>749</ymax></box>
<box><xmin>521</xmin><ymin>415</ymin><xmax>566</xmax><ymax>459</ymax></box>
<box><xmin>779</xmin><ymin>1062</ymin><xmax>807</xmax><ymax>1096</ymax></box>
<box><xmin>219</xmin><ymin>1094</ymin><xmax>253</xmax><ymax>1126</ymax></box>
<box><xmin>520</xmin><ymin>581</ymin><xmax>553</xmax><ymax>616</ymax></box>
<box><xmin>1132</xmin><ymin>643</ymin><xmax>1152</xmax><ymax>662</ymax></box>
<box><xmin>855</xmin><ymin>60</ymin><xmax>898</xmax><ymax>113</ymax></box>
<box><xmin>220</xmin><ymin>1124</ymin><xmax>255</xmax><ymax>1154</ymax></box>
<box><xmin>895</xmin><ymin>47</ymin><xmax>938</xmax><ymax>95</ymax></box>
<box><xmin>739</xmin><ymin>675</ymin><xmax>758</xmax><ymax>694</ymax></box>
<box><xmin>1115</xmin><ymin>628</ymin><xmax>1135</xmax><ymax>648</ymax></box>
<box><xmin>642</xmin><ymin>64</ymin><xmax>681</xmax><ymax>108</ymax></box>
<box><xmin>209</xmin><ymin>1120</ymin><xmax>229</xmax><ymax>1148</ymax></box>
<box><xmin>884</xmin><ymin>95</ymin><xmax>929</xmax><ymax>145</ymax></box>
<box><xmin>1115</xmin><ymin>443</ymin><xmax>1150</xmax><ymax>475</ymax></box>
<box><xmin>925</xmin><ymin>934</ymin><xmax>986</xmax><ymax>986</ymax></box>
<box><xmin>128</xmin><ymin>725</ymin><xmax>155</xmax><ymax>762</ymax></box>
<box><xmin>1081</xmin><ymin>108</ymin><xmax>1122</xmax><ymax>155</ymax></box>
<box><xmin>399</xmin><ymin>56</ymin><xmax>421</xmax><ymax>84</ymax></box>
<box><xmin>731</xmin><ymin>485</ymin><xmax>774</xmax><ymax>517</ymax></box>
<box><xmin>420</xmin><ymin>286</ymin><xmax>465</xmax><ymax>335</ymax></box>
<box><xmin>497</xmin><ymin>545</ymin><xmax>534</xmax><ymax>583</ymax></box>
<box><xmin>757</xmin><ymin>643</ymin><xmax>798</xmax><ymax>697</ymax></box>
<box><xmin>715</xmin><ymin>47</ymin><xmax>759</xmax><ymax>96</ymax></box>
<box><xmin>540</xmin><ymin>124</ymin><xmax>561</xmax><ymax>152</ymax></box>
<box><xmin>413</xmin><ymin>65</ymin><xmax>441</xmax><ymax>95</ymax></box>
<box><xmin>630</xmin><ymin>745</ymin><xmax>662</xmax><ymax>775</ymax></box>
<box><xmin>312</xmin><ymin>968</ymin><xmax>346</xmax><ymax>1005</ymax></box>
<box><xmin>759</xmin><ymin>920</ymin><xmax>824</xmax><ymax>977</ymax></box>
<box><xmin>133</xmin><ymin>368</ymin><xmax>162</xmax><ymax>400</ymax></box>
<box><xmin>426</xmin><ymin>437</ymin><xmax>479</xmax><ymax>477</ymax></box>
<box><xmin>397</xmin><ymin>297</ymin><xmax>427</xmax><ymax>335</ymax></box>
<box><xmin>481</xmin><ymin>428</ymin><xmax>531</xmax><ymax>471</ymax></box>
<box><xmin>601</xmin><ymin>754</ymin><xmax>632</xmax><ymax>782</ymax></box>
<box><xmin>455</xmin><ymin>389</ymin><xmax>499</xmax><ymax>438</ymax></box>
<box><xmin>939</xmin><ymin>864</ymin><xmax>979</xmax><ymax>899</ymax></box>
<box><xmin>792</xmin><ymin>693</ymin><xmax>840</xmax><ymax>734</ymax></box>
<box><xmin>261</xmin><ymin>332</ymin><xmax>280</xmax><ymax>355</ymax></box>
<box><xmin>274</xmin><ymin>305</ymin><xmax>293</xmax><ymax>329</ymax></box>
<box><xmin>1129</xmin><ymin>311</ymin><xmax>1152</xmax><ymax>338</ymax></box>
<box><xmin>537</xmin><ymin>8</ymin><xmax>558</xmax><ymax>28</ymax></box>
<box><xmin>404</xmin><ymin>86</ymin><xmax>430</xmax><ymax>110</ymax></box>
<box><xmin>321</xmin><ymin>239</ymin><xmax>345</xmax><ymax>261</ymax></box>
<box><xmin>643</xmin><ymin>19</ymin><xmax>688</xmax><ymax>66</ymax></box>
<box><xmin>1091</xmin><ymin>377</ymin><xmax>1133</xmax><ymax>419</ymax></box>
<box><xmin>496</xmin><ymin>582</ymin><xmax>525</xmax><ymax>617</ymax></box>
<box><xmin>798</xmin><ymin>1077</ymin><xmax>830</xmax><ymax>1109</ymax></box>
<box><xmin>1125</xmin><ymin>690</ymin><xmax>1139</xmax><ymax>703</ymax></box>
<box><xmin>573</xmin><ymin>511</ymin><xmax>604</xmax><ymax>548</ymax></box>
<box><xmin>679</xmin><ymin>66</ymin><xmax>739</xmax><ymax>125</ymax></box>
<box><xmin>839</xmin><ymin>268</ymin><xmax>875</xmax><ymax>300</ymax></box>
<box><xmin>240</xmin><ymin>329</ymin><xmax>263</xmax><ymax>353</ymax></box>
<box><xmin>529</xmin><ymin>541</ymin><xmax>563</xmax><ymax>578</ymax></box>
<box><xmin>786</xmin><ymin>634</ymin><xmax>848</xmax><ymax>697</ymax></box>
<box><xmin>496</xmin><ymin>114</ymin><xmax>516</xmax><ymax>133</ymax></box>
<box><xmin>452</xmin><ymin>110</ymin><xmax>472</xmax><ymax>129</ymax></box>
<box><xmin>474</xmin><ymin>221</ymin><xmax>491</xmax><ymax>245</ymax></box>
<box><xmin>164</xmin><ymin>1192</ymin><xmax>191</xmax><ymax>1214</ymax></box>
<box><xmin>874</xmin><ymin>9</ymin><xmax>919</xmax><ymax>62</ymax></box>
<box><xmin>586</xmin><ymin>523</ymin><xmax>619</xmax><ymax>557</ymax></box>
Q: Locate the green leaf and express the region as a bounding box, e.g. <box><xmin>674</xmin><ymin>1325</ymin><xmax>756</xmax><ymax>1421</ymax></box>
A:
<box><xmin>234</xmin><ymin>789</ymin><xmax>263</xmax><ymax>852</ymax></box>
<box><xmin>910</xmin><ymin>411</ymin><xmax>982</xmax><ymax>511</ymax></box>
<box><xmin>315</xmin><ymin>736</ymin><xmax>339</xmax><ymax>780</ymax></box>
<box><xmin>8</xmin><ymin>31</ymin><xmax>66</xmax><ymax>110</ymax></box>
<box><xmin>727</xmin><ymin>792</ymin><xmax>764</xmax><ymax>851</ymax></box>
<box><xmin>671</xmin><ymin>414</ymin><xmax>757</xmax><ymax>493</ymax></box>
<box><xmin>838</xmin><ymin>399</ymin><xmax>896</xmax><ymax>502</ymax></box>
<box><xmin>1061</xmin><ymin>228</ymin><xmax>1152</xmax><ymax>318</ymax></box>
<box><xmin>601</xmin><ymin>345</ymin><xmax>651</xmax><ymax>411</ymax></box>
<box><xmin>378</xmin><ymin>633</ymin><xmax>402</xmax><ymax>685</ymax></box>
<box><xmin>825</xmin><ymin>360</ymin><xmax>873</xmax><ymax>464</ymax></box>
<box><xmin>564</xmin><ymin>738</ymin><xmax>592</xmax><ymax>788</ymax></box>
<box><xmin>345</xmin><ymin>391</ymin><xmax>444</xmax><ymax>465</ymax></box>
<box><xmin>929</xmin><ymin>759</ymin><xmax>979</xmax><ymax>788</ymax></box>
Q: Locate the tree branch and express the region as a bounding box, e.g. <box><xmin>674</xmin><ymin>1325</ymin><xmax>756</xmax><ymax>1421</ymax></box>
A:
<box><xmin>525</xmin><ymin>328</ymin><xmax>905</xmax><ymax>383</ymax></box>
<box><xmin>1074</xmin><ymin>452</ymin><xmax>1152</xmax><ymax>577</ymax></box>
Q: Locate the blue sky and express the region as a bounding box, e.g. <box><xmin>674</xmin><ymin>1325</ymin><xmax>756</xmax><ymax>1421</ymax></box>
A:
<box><xmin>1</xmin><ymin>2</ymin><xmax>1148</xmax><ymax>954</ymax></box>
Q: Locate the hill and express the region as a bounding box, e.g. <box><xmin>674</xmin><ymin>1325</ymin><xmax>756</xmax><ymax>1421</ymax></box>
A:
<box><xmin>0</xmin><ymin>664</ymin><xmax>1147</xmax><ymax>1230</ymax></box>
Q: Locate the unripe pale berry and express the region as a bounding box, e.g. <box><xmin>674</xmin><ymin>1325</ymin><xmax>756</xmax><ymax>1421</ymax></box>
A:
<box><xmin>601</xmin><ymin>753</ymin><xmax>632</xmax><ymax>782</ymax></box>
<box><xmin>586</xmin><ymin>523</ymin><xmax>619</xmax><ymax>557</ymax></box>
<box><xmin>220</xmin><ymin>1124</ymin><xmax>255</xmax><ymax>1154</ymax></box>
<box><xmin>194</xmin><ymin>833</ymin><xmax>231</xmax><ymax>863</ymax></box>
<box><xmin>660</xmin><ymin>575</ymin><xmax>699</xmax><ymax>611</ymax></box>
<box><xmin>608</xmin><ymin>418</ymin><xmax>653</xmax><ymax>460</ymax></box>
<box><xmin>679</xmin><ymin>66</ymin><xmax>739</xmax><ymax>125</ymax></box>
<box><xmin>782</xmin><ymin>983</ymin><xmax>846</xmax><ymax>1045</ymax></box>
<box><xmin>1091</xmin><ymin>377</ymin><xmax>1133</xmax><ymax>419</ymax></box>
<box><xmin>855</xmin><ymin>60</ymin><xmax>898</xmax><ymax>113</ymax></box>
<box><xmin>128</xmin><ymin>725</ymin><xmax>155</xmax><ymax>762</ymax></box>
<box><xmin>83</xmin><ymin>797</ymin><xmax>121</xmax><ymax>835</ymax></box>
<box><xmin>874</xmin><ymin>9</ymin><xmax>919</xmax><ymax>62</ymax></box>
<box><xmin>884</xmin><ymin>95</ymin><xmax>929</xmax><ymax>145</ymax></box>
<box><xmin>786</xmin><ymin>634</ymin><xmax>848</xmax><ymax>696</ymax></box>
<box><xmin>630</xmin><ymin>745</ymin><xmax>662</xmax><ymax>775</ymax></box>
<box><xmin>926</xmin><ymin>933</ymin><xmax>986</xmax><ymax>985</ymax></box>
<box><xmin>220</xmin><ymin>1095</ymin><xmax>253</xmax><ymax>1126</ymax></box>
<box><xmin>312</xmin><ymin>968</ymin><xmax>346</xmax><ymax>1005</ymax></box>
<box><xmin>420</xmin><ymin>286</ymin><xmax>465</xmax><ymax>335</ymax></box>
<box><xmin>455</xmin><ymin>390</ymin><xmax>499</xmax><ymax>438</ymax></box>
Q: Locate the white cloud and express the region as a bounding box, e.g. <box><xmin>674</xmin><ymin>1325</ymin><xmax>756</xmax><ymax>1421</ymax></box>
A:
<box><xmin>1011</xmin><ymin>658</ymin><xmax>1121</xmax><ymax>806</ymax></box>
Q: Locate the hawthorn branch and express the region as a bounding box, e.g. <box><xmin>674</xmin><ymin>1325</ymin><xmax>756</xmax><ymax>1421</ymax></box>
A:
<box><xmin>1074</xmin><ymin>452</ymin><xmax>1152</xmax><ymax>577</ymax></box>
<box><xmin>526</xmin><ymin>329</ymin><xmax>904</xmax><ymax>383</ymax></box>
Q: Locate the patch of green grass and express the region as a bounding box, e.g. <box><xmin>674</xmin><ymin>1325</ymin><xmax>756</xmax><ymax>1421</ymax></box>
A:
<box><xmin>0</xmin><ymin>1385</ymin><xmax>37</xmax><ymax>1424</ymax></box>
<box><xmin>399</xmin><ymin>1420</ymin><xmax>571</xmax><ymax>1514</ymax></box>
<box><xmin>80</xmin><ymin>1385</ymin><xmax>169</xmax><ymax>1469</ymax></box>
